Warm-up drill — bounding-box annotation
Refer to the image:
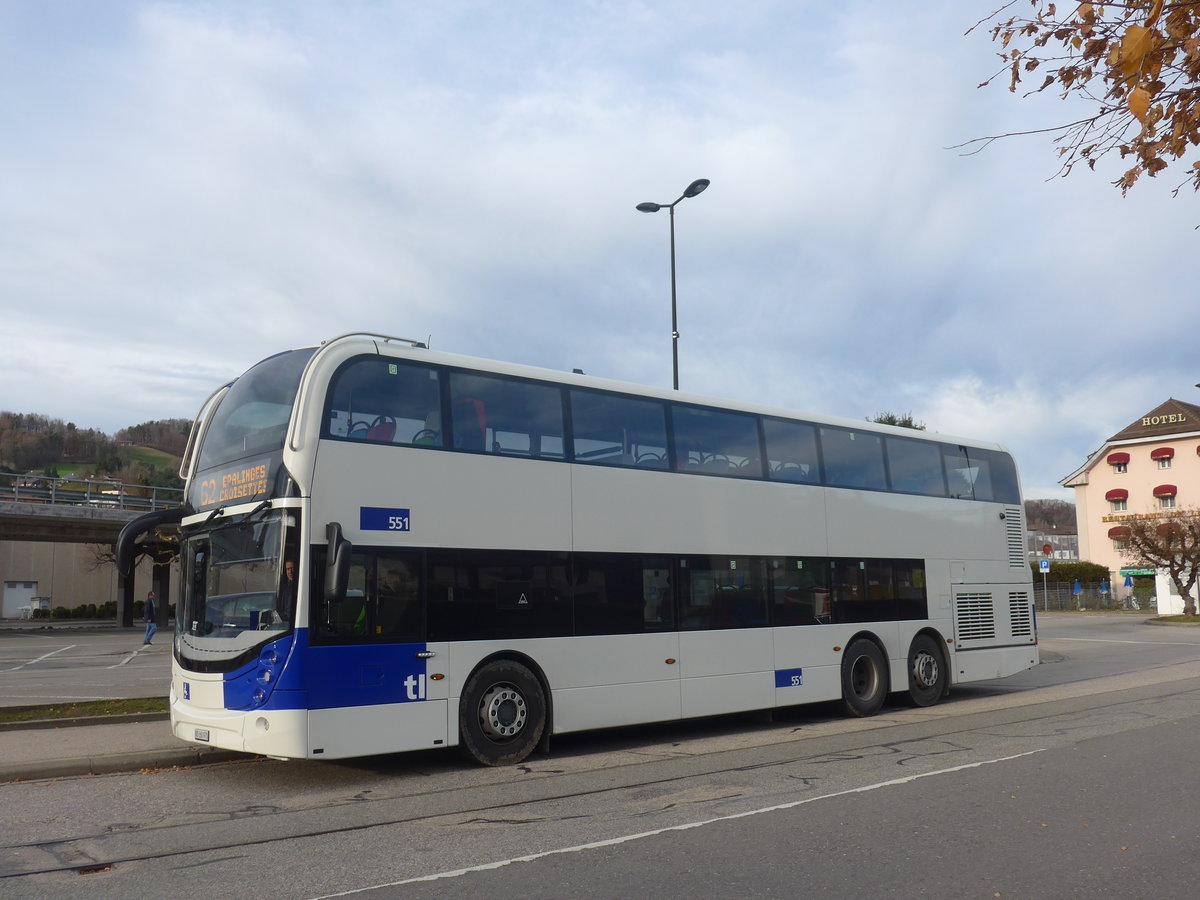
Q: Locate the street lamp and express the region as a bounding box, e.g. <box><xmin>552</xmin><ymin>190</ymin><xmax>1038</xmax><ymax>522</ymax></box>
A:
<box><xmin>636</xmin><ymin>178</ymin><xmax>710</xmax><ymax>390</ymax></box>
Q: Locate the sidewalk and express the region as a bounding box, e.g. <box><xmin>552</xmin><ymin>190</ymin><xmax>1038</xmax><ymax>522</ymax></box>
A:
<box><xmin>1</xmin><ymin>623</ymin><xmax>243</xmax><ymax>780</ymax></box>
<box><xmin>0</xmin><ymin>715</ymin><xmax>244</xmax><ymax>782</ymax></box>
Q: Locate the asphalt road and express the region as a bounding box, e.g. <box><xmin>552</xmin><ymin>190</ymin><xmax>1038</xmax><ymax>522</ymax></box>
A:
<box><xmin>2</xmin><ymin>613</ymin><xmax>1199</xmax><ymax>899</ymax></box>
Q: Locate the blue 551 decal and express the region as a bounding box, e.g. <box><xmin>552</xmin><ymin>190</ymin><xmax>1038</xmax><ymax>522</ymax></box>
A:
<box><xmin>775</xmin><ymin>668</ymin><xmax>803</xmax><ymax>688</ymax></box>
<box><xmin>360</xmin><ymin>507</ymin><xmax>411</xmax><ymax>532</ymax></box>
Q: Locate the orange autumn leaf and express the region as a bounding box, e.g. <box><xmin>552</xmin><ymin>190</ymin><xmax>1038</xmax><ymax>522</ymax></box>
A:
<box><xmin>1129</xmin><ymin>87</ymin><xmax>1151</xmax><ymax>122</ymax></box>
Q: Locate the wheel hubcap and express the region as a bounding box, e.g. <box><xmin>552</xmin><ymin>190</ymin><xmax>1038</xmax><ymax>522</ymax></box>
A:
<box><xmin>479</xmin><ymin>683</ymin><xmax>526</xmax><ymax>740</ymax></box>
<box><xmin>850</xmin><ymin>656</ymin><xmax>877</xmax><ymax>697</ymax></box>
<box><xmin>912</xmin><ymin>651</ymin><xmax>939</xmax><ymax>688</ymax></box>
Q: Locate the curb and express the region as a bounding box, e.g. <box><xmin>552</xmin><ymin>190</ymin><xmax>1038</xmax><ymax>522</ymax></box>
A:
<box><xmin>0</xmin><ymin>746</ymin><xmax>247</xmax><ymax>783</ymax></box>
<box><xmin>0</xmin><ymin>712</ymin><xmax>169</xmax><ymax>732</ymax></box>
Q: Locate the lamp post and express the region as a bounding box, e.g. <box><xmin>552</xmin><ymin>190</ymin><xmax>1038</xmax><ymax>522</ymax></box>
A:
<box><xmin>636</xmin><ymin>178</ymin><xmax>710</xmax><ymax>390</ymax></box>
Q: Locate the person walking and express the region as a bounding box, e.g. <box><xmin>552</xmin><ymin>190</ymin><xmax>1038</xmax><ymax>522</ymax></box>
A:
<box><xmin>143</xmin><ymin>591</ymin><xmax>157</xmax><ymax>645</ymax></box>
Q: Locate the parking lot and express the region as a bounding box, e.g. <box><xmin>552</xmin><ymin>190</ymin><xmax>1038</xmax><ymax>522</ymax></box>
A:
<box><xmin>0</xmin><ymin>626</ymin><xmax>171</xmax><ymax>706</ymax></box>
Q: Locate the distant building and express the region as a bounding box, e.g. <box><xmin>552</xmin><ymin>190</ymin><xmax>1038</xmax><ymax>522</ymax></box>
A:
<box><xmin>1061</xmin><ymin>398</ymin><xmax>1200</xmax><ymax>613</ymax></box>
<box><xmin>1026</xmin><ymin>529</ymin><xmax>1078</xmax><ymax>562</ymax></box>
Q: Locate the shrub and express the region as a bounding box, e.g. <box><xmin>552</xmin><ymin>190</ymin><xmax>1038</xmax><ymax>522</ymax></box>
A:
<box><xmin>1028</xmin><ymin>561</ymin><xmax>1110</xmax><ymax>583</ymax></box>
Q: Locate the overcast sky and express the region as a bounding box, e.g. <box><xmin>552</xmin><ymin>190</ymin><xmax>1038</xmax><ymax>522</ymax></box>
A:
<box><xmin>2</xmin><ymin>1</ymin><xmax>1196</xmax><ymax>499</ymax></box>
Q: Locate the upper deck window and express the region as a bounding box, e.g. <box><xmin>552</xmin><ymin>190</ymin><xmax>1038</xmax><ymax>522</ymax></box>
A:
<box><xmin>885</xmin><ymin>435</ymin><xmax>947</xmax><ymax>497</ymax></box>
<box><xmin>943</xmin><ymin>446</ymin><xmax>1020</xmax><ymax>503</ymax></box>
<box><xmin>325</xmin><ymin>357</ymin><xmax>443</xmax><ymax>446</ymax></box>
<box><xmin>672</xmin><ymin>406</ymin><xmax>762</xmax><ymax>477</ymax></box>
<box><xmin>820</xmin><ymin>427</ymin><xmax>887</xmax><ymax>491</ymax></box>
<box><xmin>198</xmin><ymin>349</ymin><xmax>315</xmax><ymax>471</ymax></box>
<box><xmin>763</xmin><ymin>418</ymin><xmax>821</xmax><ymax>484</ymax></box>
<box><xmin>448</xmin><ymin>371</ymin><xmax>565</xmax><ymax>459</ymax></box>
<box><xmin>310</xmin><ymin>353</ymin><xmax>1021</xmax><ymax>504</ymax></box>
<box><xmin>569</xmin><ymin>390</ymin><xmax>669</xmax><ymax>468</ymax></box>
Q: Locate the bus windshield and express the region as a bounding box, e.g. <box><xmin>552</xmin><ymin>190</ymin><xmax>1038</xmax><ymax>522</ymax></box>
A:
<box><xmin>177</xmin><ymin>509</ymin><xmax>298</xmax><ymax>670</ymax></box>
<box><xmin>197</xmin><ymin>348</ymin><xmax>315</xmax><ymax>471</ymax></box>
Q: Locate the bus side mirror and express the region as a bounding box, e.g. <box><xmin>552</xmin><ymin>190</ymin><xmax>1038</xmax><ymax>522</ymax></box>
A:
<box><xmin>324</xmin><ymin>522</ymin><xmax>352</xmax><ymax>603</ymax></box>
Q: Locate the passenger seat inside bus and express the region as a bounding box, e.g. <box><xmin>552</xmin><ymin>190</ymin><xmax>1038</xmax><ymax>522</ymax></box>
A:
<box><xmin>366</xmin><ymin>415</ymin><xmax>396</xmax><ymax>442</ymax></box>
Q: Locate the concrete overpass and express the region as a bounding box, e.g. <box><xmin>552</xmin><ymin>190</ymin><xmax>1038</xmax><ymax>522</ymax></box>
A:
<box><xmin>0</xmin><ymin>475</ymin><xmax>183</xmax><ymax>543</ymax></box>
<box><xmin>0</xmin><ymin>500</ymin><xmax>145</xmax><ymax>543</ymax></box>
<box><xmin>1</xmin><ymin>475</ymin><xmax>184</xmax><ymax>625</ymax></box>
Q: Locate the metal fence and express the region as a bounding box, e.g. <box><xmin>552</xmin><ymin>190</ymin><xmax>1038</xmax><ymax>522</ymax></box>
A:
<box><xmin>0</xmin><ymin>472</ymin><xmax>183</xmax><ymax>512</ymax></box>
<box><xmin>1033</xmin><ymin>581</ymin><xmax>1151</xmax><ymax>612</ymax></box>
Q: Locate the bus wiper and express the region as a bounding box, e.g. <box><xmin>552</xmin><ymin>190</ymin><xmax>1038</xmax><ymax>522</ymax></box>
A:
<box><xmin>203</xmin><ymin>507</ymin><xmax>225</xmax><ymax>526</ymax></box>
<box><xmin>244</xmin><ymin>500</ymin><xmax>272</xmax><ymax>522</ymax></box>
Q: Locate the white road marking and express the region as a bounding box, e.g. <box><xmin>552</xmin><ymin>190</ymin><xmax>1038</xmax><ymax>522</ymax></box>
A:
<box><xmin>6</xmin><ymin>645</ymin><xmax>76</xmax><ymax>671</ymax></box>
<box><xmin>310</xmin><ymin>749</ymin><xmax>1046</xmax><ymax>898</ymax></box>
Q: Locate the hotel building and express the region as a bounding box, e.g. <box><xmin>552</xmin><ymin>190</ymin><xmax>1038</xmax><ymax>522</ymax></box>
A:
<box><xmin>1061</xmin><ymin>398</ymin><xmax>1200</xmax><ymax>614</ymax></box>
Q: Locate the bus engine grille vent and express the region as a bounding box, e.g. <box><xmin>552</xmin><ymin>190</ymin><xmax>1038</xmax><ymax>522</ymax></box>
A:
<box><xmin>1009</xmin><ymin>591</ymin><xmax>1033</xmax><ymax>636</ymax></box>
<box><xmin>1005</xmin><ymin>506</ymin><xmax>1025</xmax><ymax>567</ymax></box>
<box><xmin>955</xmin><ymin>592</ymin><xmax>996</xmax><ymax>641</ymax></box>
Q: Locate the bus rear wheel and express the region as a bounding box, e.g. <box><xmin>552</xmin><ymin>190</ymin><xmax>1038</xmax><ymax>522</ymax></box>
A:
<box><xmin>841</xmin><ymin>638</ymin><xmax>888</xmax><ymax>717</ymax></box>
<box><xmin>459</xmin><ymin>660</ymin><xmax>546</xmax><ymax>766</ymax></box>
<box><xmin>906</xmin><ymin>634</ymin><xmax>947</xmax><ymax>707</ymax></box>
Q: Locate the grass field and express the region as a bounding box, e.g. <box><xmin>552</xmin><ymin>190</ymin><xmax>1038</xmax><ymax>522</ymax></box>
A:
<box><xmin>48</xmin><ymin>445</ymin><xmax>180</xmax><ymax>480</ymax></box>
<box><xmin>123</xmin><ymin>445</ymin><xmax>178</xmax><ymax>468</ymax></box>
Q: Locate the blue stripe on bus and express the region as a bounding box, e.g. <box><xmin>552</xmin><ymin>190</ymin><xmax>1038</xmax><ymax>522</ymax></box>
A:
<box><xmin>301</xmin><ymin>639</ymin><xmax>430</xmax><ymax>710</ymax></box>
<box><xmin>774</xmin><ymin>668</ymin><xmax>803</xmax><ymax>688</ymax></box>
<box><xmin>217</xmin><ymin>630</ymin><xmax>430</xmax><ymax>712</ymax></box>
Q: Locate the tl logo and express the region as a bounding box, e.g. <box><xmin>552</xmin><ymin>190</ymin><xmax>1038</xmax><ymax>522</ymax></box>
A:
<box><xmin>404</xmin><ymin>673</ymin><xmax>427</xmax><ymax>700</ymax></box>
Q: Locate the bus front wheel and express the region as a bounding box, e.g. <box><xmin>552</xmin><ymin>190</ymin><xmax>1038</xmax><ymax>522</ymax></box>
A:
<box><xmin>841</xmin><ymin>638</ymin><xmax>888</xmax><ymax>717</ymax></box>
<box><xmin>459</xmin><ymin>660</ymin><xmax>546</xmax><ymax>766</ymax></box>
<box><xmin>906</xmin><ymin>634</ymin><xmax>947</xmax><ymax>707</ymax></box>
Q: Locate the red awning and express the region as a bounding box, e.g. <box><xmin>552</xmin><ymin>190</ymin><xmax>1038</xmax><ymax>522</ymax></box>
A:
<box><xmin>1151</xmin><ymin>447</ymin><xmax>1175</xmax><ymax>460</ymax></box>
<box><xmin>1154</xmin><ymin>484</ymin><xmax>1178</xmax><ymax>497</ymax></box>
<box><xmin>1107</xmin><ymin>452</ymin><xmax>1130</xmax><ymax>465</ymax></box>
<box><xmin>1108</xmin><ymin>526</ymin><xmax>1131</xmax><ymax>539</ymax></box>
<box><xmin>1105</xmin><ymin>488</ymin><xmax>1129</xmax><ymax>501</ymax></box>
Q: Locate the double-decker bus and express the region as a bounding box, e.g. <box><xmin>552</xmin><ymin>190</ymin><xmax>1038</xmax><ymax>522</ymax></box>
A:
<box><xmin>118</xmin><ymin>333</ymin><xmax>1037</xmax><ymax>766</ymax></box>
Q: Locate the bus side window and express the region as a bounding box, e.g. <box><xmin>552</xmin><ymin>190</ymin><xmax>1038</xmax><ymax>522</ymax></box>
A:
<box><xmin>771</xmin><ymin>557</ymin><xmax>829</xmax><ymax>626</ymax></box>
<box><xmin>671</xmin><ymin>406</ymin><xmax>762</xmax><ymax>477</ymax></box>
<box><xmin>830</xmin><ymin>559</ymin><xmax>870</xmax><ymax>623</ymax></box>
<box><xmin>328</xmin><ymin>557</ymin><xmax>370</xmax><ymax>637</ymax></box>
<box><xmin>678</xmin><ymin>557</ymin><xmax>767</xmax><ymax>629</ymax></box>
<box><xmin>375</xmin><ymin>554</ymin><xmax>421</xmax><ymax>641</ymax></box>
<box><xmin>324</xmin><ymin>357</ymin><xmax>442</xmax><ymax>447</ymax></box>
<box><xmin>820</xmin><ymin>428</ymin><xmax>887</xmax><ymax>491</ymax></box>
<box><xmin>449</xmin><ymin>371</ymin><xmax>566</xmax><ymax>459</ymax></box>
<box><xmin>944</xmin><ymin>449</ymin><xmax>978</xmax><ymax>500</ymax></box>
<box><xmin>568</xmin><ymin>391</ymin><xmax>669</xmax><ymax>468</ymax></box>
<box><xmin>572</xmin><ymin>553</ymin><xmax>674</xmax><ymax>635</ymax></box>
<box><xmin>945</xmin><ymin>447</ymin><xmax>1018</xmax><ymax>503</ymax></box>
<box><xmin>894</xmin><ymin>560</ymin><xmax>928</xmax><ymax>620</ymax></box>
<box><xmin>885</xmin><ymin>436</ymin><xmax>947</xmax><ymax>497</ymax></box>
<box><xmin>763</xmin><ymin>418</ymin><xmax>821</xmax><ymax>484</ymax></box>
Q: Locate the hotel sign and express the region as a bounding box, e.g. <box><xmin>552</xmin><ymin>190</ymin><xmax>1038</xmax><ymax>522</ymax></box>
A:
<box><xmin>1143</xmin><ymin>414</ymin><xmax>1187</xmax><ymax>427</ymax></box>
<box><xmin>1101</xmin><ymin>512</ymin><xmax>1171</xmax><ymax>523</ymax></box>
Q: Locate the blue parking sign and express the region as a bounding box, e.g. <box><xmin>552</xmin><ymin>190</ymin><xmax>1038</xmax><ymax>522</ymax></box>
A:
<box><xmin>1038</xmin><ymin>559</ymin><xmax>1050</xmax><ymax>573</ymax></box>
